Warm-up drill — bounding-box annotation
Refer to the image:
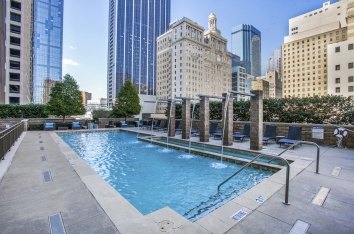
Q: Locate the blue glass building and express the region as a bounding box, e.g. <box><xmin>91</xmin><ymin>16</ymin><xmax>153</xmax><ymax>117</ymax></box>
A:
<box><xmin>107</xmin><ymin>0</ymin><xmax>171</xmax><ymax>107</ymax></box>
<box><xmin>32</xmin><ymin>0</ymin><xmax>64</xmax><ymax>104</ymax></box>
<box><xmin>231</xmin><ymin>24</ymin><xmax>261</xmax><ymax>77</ymax></box>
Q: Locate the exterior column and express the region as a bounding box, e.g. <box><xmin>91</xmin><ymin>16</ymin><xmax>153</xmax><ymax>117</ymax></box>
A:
<box><xmin>182</xmin><ymin>99</ymin><xmax>191</xmax><ymax>139</ymax></box>
<box><xmin>167</xmin><ymin>100</ymin><xmax>176</xmax><ymax>137</ymax></box>
<box><xmin>222</xmin><ymin>93</ymin><xmax>233</xmax><ymax>146</ymax></box>
<box><xmin>199</xmin><ymin>96</ymin><xmax>210</xmax><ymax>142</ymax></box>
<box><xmin>250</xmin><ymin>90</ymin><xmax>263</xmax><ymax>150</ymax></box>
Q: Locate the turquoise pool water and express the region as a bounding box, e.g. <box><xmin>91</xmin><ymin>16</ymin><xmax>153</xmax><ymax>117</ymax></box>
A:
<box><xmin>59</xmin><ymin>131</ymin><xmax>273</xmax><ymax>221</ymax></box>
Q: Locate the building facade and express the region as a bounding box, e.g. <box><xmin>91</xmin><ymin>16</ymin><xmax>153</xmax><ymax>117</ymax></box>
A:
<box><xmin>232</xmin><ymin>66</ymin><xmax>254</xmax><ymax>101</ymax></box>
<box><xmin>5</xmin><ymin>0</ymin><xmax>33</xmax><ymax>104</ymax></box>
<box><xmin>107</xmin><ymin>0</ymin><xmax>171</xmax><ymax>108</ymax></box>
<box><xmin>231</xmin><ymin>24</ymin><xmax>261</xmax><ymax>77</ymax></box>
<box><xmin>0</xmin><ymin>0</ymin><xmax>6</xmax><ymax>103</ymax></box>
<box><xmin>32</xmin><ymin>0</ymin><xmax>64</xmax><ymax>104</ymax></box>
<box><xmin>81</xmin><ymin>91</ymin><xmax>92</xmax><ymax>105</ymax></box>
<box><xmin>264</xmin><ymin>70</ymin><xmax>282</xmax><ymax>98</ymax></box>
<box><xmin>252</xmin><ymin>78</ymin><xmax>270</xmax><ymax>99</ymax></box>
<box><xmin>282</xmin><ymin>0</ymin><xmax>350</xmax><ymax>98</ymax></box>
<box><xmin>156</xmin><ymin>14</ymin><xmax>232</xmax><ymax>103</ymax></box>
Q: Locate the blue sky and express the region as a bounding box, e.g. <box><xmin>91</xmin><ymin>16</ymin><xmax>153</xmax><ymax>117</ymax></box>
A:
<box><xmin>62</xmin><ymin>0</ymin><xmax>331</xmax><ymax>99</ymax></box>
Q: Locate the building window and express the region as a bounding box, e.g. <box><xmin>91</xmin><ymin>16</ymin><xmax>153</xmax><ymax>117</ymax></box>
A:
<box><xmin>10</xmin><ymin>49</ymin><xmax>20</xmax><ymax>58</ymax></box>
<box><xmin>9</xmin><ymin>97</ymin><xmax>20</xmax><ymax>104</ymax></box>
<box><xmin>9</xmin><ymin>61</ymin><xmax>20</xmax><ymax>70</ymax></box>
<box><xmin>9</xmin><ymin>73</ymin><xmax>20</xmax><ymax>81</ymax></box>
<box><xmin>10</xmin><ymin>24</ymin><xmax>21</xmax><ymax>34</ymax></box>
<box><xmin>335</xmin><ymin>65</ymin><xmax>340</xmax><ymax>70</ymax></box>
<box><xmin>335</xmin><ymin>78</ymin><xmax>340</xmax><ymax>84</ymax></box>
<box><xmin>10</xmin><ymin>12</ymin><xmax>21</xmax><ymax>22</ymax></box>
<box><xmin>349</xmin><ymin>62</ymin><xmax>354</xmax><ymax>69</ymax></box>
<box><xmin>349</xmin><ymin>86</ymin><xmax>354</xmax><ymax>92</ymax></box>
<box><xmin>349</xmin><ymin>76</ymin><xmax>354</xmax><ymax>82</ymax></box>
<box><xmin>10</xmin><ymin>36</ymin><xmax>20</xmax><ymax>46</ymax></box>
<box><xmin>10</xmin><ymin>1</ymin><xmax>21</xmax><ymax>10</ymax></box>
<box><xmin>335</xmin><ymin>87</ymin><xmax>340</xmax><ymax>93</ymax></box>
<box><xmin>9</xmin><ymin>85</ymin><xmax>20</xmax><ymax>93</ymax></box>
<box><xmin>349</xmin><ymin>44</ymin><xmax>354</xmax><ymax>50</ymax></box>
<box><xmin>335</xmin><ymin>46</ymin><xmax>340</xmax><ymax>52</ymax></box>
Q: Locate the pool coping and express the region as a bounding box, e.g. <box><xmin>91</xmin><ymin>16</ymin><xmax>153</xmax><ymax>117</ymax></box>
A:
<box><xmin>50</xmin><ymin>129</ymin><xmax>313</xmax><ymax>234</ymax></box>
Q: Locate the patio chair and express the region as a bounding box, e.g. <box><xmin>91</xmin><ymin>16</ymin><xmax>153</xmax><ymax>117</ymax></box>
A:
<box><xmin>117</xmin><ymin>121</ymin><xmax>128</xmax><ymax>128</ymax></box>
<box><xmin>142</xmin><ymin>120</ymin><xmax>152</xmax><ymax>129</ymax></box>
<box><xmin>43</xmin><ymin>122</ymin><xmax>55</xmax><ymax>131</ymax></box>
<box><xmin>152</xmin><ymin>120</ymin><xmax>162</xmax><ymax>131</ymax></box>
<box><xmin>278</xmin><ymin>126</ymin><xmax>302</xmax><ymax>148</ymax></box>
<box><xmin>233</xmin><ymin>124</ymin><xmax>250</xmax><ymax>142</ymax></box>
<box><xmin>71</xmin><ymin>121</ymin><xmax>81</xmax><ymax>130</ymax></box>
<box><xmin>210</xmin><ymin>122</ymin><xmax>223</xmax><ymax>139</ymax></box>
<box><xmin>262</xmin><ymin>125</ymin><xmax>277</xmax><ymax>145</ymax></box>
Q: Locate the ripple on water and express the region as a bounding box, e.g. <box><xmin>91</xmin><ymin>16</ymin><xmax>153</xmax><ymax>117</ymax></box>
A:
<box><xmin>210</xmin><ymin>162</ymin><xmax>228</xmax><ymax>169</ymax></box>
<box><xmin>158</xmin><ymin>148</ymin><xmax>172</xmax><ymax>153</ymax></box>
<box><xmin>144</xmin><ymin>144</ymin><xmax>156</xmax><ymax>148</ymax></box>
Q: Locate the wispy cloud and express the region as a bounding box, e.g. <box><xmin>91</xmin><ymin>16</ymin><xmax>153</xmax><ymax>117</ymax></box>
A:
<box><xmin>63</xmin><ymin>58</ymin><xmax>79</xmax><ymax>66</ymax></box>
<box><xmin>69</xmin><ymin>45</ymin><xmax>77</xmax><ymax>50</ymax></box>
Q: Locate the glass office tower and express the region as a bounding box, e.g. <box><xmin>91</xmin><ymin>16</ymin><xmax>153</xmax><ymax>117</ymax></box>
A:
<box><xmin>231</xmin><ymin>24</ymin><xmax>261</xmax><ymax>77</ymax></box>
<box><xmin>107</xmin><ymin>0</ymin><xmax>171</xmax><ymax>108</ymax></box>
<box><xmin>32</xmin><ymin>0</ymin><xmax>64</xmax><ymax>104</ymax></box>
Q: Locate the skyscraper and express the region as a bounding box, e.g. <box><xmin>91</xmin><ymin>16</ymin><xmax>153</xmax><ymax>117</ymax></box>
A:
<box><xmin>32</xmin><ymin>0</ymin><xmax>64</xmax><ymax>104</ymax></box>
<box><xmin>0</xmin><ymin>0</ymin><xmax>6</xmax><ymax>103</ymax></box>
<box><xmin>5</xmin><ymin>0</ymin><xmax>33</xmax><ymax>104</ymax></box>
<box><xmin>231</xmin><ymin>24</ymin><xmax>261</xmax><ymax>77</ymax></box>
<box><xmin>107</xmin><ymin>0</ymin><xmax>171</xmax><ymax>108</ymax></box>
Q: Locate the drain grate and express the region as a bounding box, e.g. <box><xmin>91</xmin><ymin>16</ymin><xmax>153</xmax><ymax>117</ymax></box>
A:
<box><xmin>43</xmin><ymin>171</ymin><xmax>52</xmax><ymax>182</ymax></box>
<box><xmin>230</xmin><ymin>207</ymin><xmax>251</xmax><ymax>222</ymax></box>
<box><xmin>40</xmin><ymin>146</ymin><xmax>44</xmax><ymax>150</ymax></box>
<box><xmin>289</xmin><ymin>220</ymin><xmax>310</xmax><ymax>234</ymax></box>
<box><xmin>39</xmin><ymin>140</ymin><xmax>43</xmax><ymax>143</ymax></box>
<box><xmin>312</xmin><ymin>187</ymin><xmax>330</xmax><ymax>206</ymax></box>
<box><xmin>331</xmin><ymin>167</ymin><xmax>341</xmax><ymax>177</ymax></box>
<box><xmin>41</xmin><ymin>156</ymin><xmax>47</xmax><ymax>161</ymax></box>
<box><xmin>48</xmin><ymin>213</ymin><xmax>66</xmax><ymax>234</ymax></box>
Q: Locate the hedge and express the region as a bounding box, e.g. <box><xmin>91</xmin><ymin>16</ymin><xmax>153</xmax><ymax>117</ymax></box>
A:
<box><xmin>173</xmin><ymin>95</ymin><xmax>354</xmax><ymax>124</ymax></box>
<box><xmin>0</xmin><ymin>104</ymin><xmax>48</xmax><ymax>118</ymax></box>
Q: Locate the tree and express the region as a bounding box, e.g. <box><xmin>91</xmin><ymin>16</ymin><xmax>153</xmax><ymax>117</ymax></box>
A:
<box><xmin>47</xmin><ymin>74</ymin><xmax>85</xmax><ymax>122</ymax></box>
<box><xmin>112</xmin><ymin>80</ymin><xmax>141</xmax><ymax>120</ymax></box>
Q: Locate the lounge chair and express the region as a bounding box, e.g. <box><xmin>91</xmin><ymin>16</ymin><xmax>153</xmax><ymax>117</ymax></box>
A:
<box><xmin>142</xmin><ymin>120</ymin><xmax>152</xmax><ymax>129</ymax></box>
<box><xmin>152</xmin><ymin>120</ymin><xmax>162</xmax><ymax>131</ymax></box>
<box><xmin>43</xmin><ymin>122</ymin><xmax>55</xmax><ymax>131</ymax></box>
<box><xmin>71</xmin><ymin>121</ymin><xmax>81</xmax><ymax>130</ymax></box>
<box><xmin>209</xmin><ymin>122</ymin><xmax>223</xmax><ymax>139</ymax></box>
<box><xmin>117</xmin><ymin>121</ymin><xmax>128</xmax><ymax>128</ymax></box>
<box><xmin>278</xmin><ymin>126</ymin><xmax>302</xmax><ymax>148</ymax></box>
<box><xmin>233</xmin><ymin>124</ymin><xmax>250</xmax><ymax>142</ymax></box>
<box><xmin>262</xmin><ymin>125</ymin><xmax>277</xmax><ymax>145</ymax></box>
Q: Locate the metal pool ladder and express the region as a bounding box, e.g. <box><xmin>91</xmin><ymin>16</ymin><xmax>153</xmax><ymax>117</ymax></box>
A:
<box><xmin>217</xmin><ymin>141</ymin><xmax>320</xmax><ymax>205</ymax></box>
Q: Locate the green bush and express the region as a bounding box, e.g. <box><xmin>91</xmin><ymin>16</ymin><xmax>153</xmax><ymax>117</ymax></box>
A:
<box><xmin>92</xmin><ymin>109</ymin><xmax>112</xmax><ymax>123</ymax></box>
<box><xmin>0</xmin><ymin>104</ymin><xmax>48</xmax><ymax>118</ymax></box>
<box><xmin>174</xmin><ymin>95</ymin><xmax>353</xmax><ymax>124</ymax></box>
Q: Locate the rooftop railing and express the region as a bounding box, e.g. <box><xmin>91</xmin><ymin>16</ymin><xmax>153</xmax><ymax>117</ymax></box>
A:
<box><xmin>0</xmin><ymin>120</ymin><xmax>27</xmax><ymax>161</ymax></box>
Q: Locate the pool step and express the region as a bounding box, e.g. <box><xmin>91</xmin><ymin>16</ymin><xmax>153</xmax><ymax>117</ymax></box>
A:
<box><xmin>312</xmin><ymin>187</ymin><xmax>330</xmax><ymax>206</ymax></box>
<box><xmin>48</xmin><ymin>213</ymin><xmax>66</xmax><ymax>234</ymax></box>
<box><xmin>289</xmin><ymin>220</ymin><xmax>310</xmax><ymax>234</ymax></box>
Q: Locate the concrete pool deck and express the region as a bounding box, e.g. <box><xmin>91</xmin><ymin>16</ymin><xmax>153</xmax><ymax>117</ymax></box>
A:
<box><xmin>0</xmin><ymin>129</ymin><xmax>354</xmax><ymax>233</ymax></box>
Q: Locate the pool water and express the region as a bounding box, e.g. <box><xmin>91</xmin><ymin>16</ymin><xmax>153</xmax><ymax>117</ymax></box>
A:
<box><xmin>59</xmin><ymin>131</ymin><xmax>273</xmax><ymax>221</ymax></box>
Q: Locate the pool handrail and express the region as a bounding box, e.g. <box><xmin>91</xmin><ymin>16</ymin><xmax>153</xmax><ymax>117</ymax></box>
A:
<box><xmin>217</xmin><ymin>153</ymin><xmax>291</xmax><ymax>205</ymax></box>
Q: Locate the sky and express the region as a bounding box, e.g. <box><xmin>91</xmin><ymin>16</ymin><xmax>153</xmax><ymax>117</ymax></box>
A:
<box><xmin>62</xmin><ymin>0</ymin><xmax>332</xmax><ymax>99</ymax></box>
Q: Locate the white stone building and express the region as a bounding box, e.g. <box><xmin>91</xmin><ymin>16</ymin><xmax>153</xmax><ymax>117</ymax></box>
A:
<box><xmin>156</xmin><ymin>14</ymin><xmax>232</xmax><ymax>103</ymax></box>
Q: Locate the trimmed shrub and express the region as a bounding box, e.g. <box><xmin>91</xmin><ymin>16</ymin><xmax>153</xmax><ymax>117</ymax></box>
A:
<box><xmin>0</xmin><ymin>104</ymin><xmax>48</xmax><ymax>118</ymax></box>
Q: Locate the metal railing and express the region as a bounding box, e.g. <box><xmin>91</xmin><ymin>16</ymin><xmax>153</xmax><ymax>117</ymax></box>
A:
<box><xmin>0</xmin><ymin>120</ymin><xmax>26</xmax><ymax>161</ymax></box>
<box><xmin>217</xmin><ymin>140</ymin><xmax>321</xmax><ymax>205</ymax></box>
<box><xmin>217</xmin><ymin>153</ymin><xmax>291</xmax><ymax>204</ymax></box>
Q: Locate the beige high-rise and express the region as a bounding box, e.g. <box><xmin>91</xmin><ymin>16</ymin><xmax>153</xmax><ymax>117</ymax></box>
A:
<box><xmin>282</xmin><ymin>0</ymin><xmax>350</xmax><ymax>98</ymax></box>
<box><xmin>156</xmin><ymin>14</ymin><xmax>232</xmax><ymax>104</ymax></box>
<box><xmin>5</xmin><ymin>0</ymin><xmax>33</xmax><ymax>104</ymax></box>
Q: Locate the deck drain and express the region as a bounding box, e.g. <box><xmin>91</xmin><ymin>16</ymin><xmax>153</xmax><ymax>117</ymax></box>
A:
<box><xmin>39</xmin><ymin>140</ymin><xmax>43</xmax><ymax>143</ymax></box>
<box><xmin>230</xmin><ymin>207</ymin><xmax>251</xmax><ymax>222</ymax></box>
<box><xmin>255</xmin><ymin>195</ymin><xmax>266</xmax><ymax>204</ymax></box>
<box><xmin>312</xmin><ymin>187</ymin><xmax>330</xmax><ymax>206</ymax></box>
<box><xmin>289</xmin><ymin>220</ymin><xmax>310</xmax><ymax>234</ymax></box>
<box><xmin>157</xmin><ymin>220</ymin><xmax>173</xmax><ymax>232</ymax></box>
<box><xmin>41</xmin><ymin>156</ymin><xmax>47</xmax><ymax>161</ymax></box>
<box><xmin>331</xmin><ymin>167</ymin><xmax>341</xmax><ymax>177</ymax></box>
<box><xmin>43</xmin><ymin>171</ymin><xmax>52</xmax><ymax>182</ymax></box>
<box><xmin>40</xmin><ymin>146</ymin><xmax>44</xmax><ymax>150</ymax></box>
<box><xmin>48</xmin><ymin>213</ymin><xmax>66</xmax><ymax>234</ymax></box>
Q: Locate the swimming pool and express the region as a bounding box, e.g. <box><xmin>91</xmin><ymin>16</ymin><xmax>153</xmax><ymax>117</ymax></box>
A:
<box><xmin>59</xmin><ymin>130</ymin><xmax>274</xmax><ymax>221</ymax></box>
